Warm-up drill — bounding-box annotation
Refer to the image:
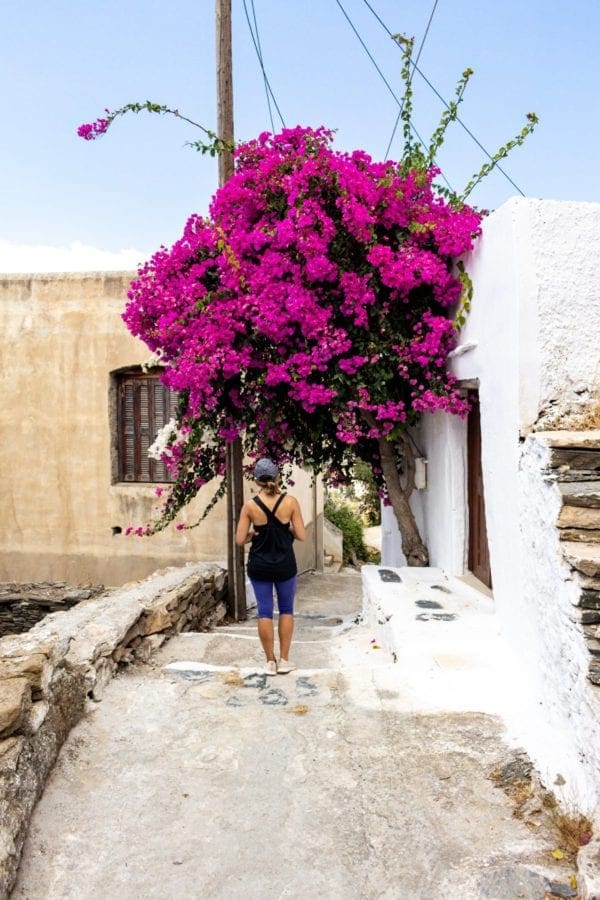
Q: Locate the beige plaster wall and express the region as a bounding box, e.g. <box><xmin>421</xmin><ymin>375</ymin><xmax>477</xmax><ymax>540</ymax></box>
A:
<box><xmin>0</xmin><ymin>273</ymin><xmax>322</xmax><ymax>586</ymax></box>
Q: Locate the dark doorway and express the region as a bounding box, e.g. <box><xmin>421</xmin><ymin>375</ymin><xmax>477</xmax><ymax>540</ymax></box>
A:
<box><xmin>467</xmin><ymin>390</ymin><xmax>492</xmax><ymax>589</ymax></box>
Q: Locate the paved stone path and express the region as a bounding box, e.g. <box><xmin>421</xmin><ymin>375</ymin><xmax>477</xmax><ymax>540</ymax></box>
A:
<box><xmin>11</xmin><ymin>573</ymin><xmax>574</xmax><ymax>899</ymax></box>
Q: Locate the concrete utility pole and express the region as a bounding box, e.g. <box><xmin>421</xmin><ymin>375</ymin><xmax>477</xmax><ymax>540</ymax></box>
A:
<box><xmin>216</xmin><ymin>0</ymin><xmax>247</xmax><ymax>620</ymax></box>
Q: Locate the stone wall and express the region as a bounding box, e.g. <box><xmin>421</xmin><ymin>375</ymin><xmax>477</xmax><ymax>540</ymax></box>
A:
<box><xmin>0</xmin><ymin>583</ymin><xmax>106</xmax><ymax>637</ymax></box>
<box><xmin>540</xmin><ymin>431</ymin><xmax>600</xmax><ymax>685</ymax></box>
<box><xmin>0</xmin><ymin>562</ymin><xmax>226</xmax><ymax>898</ymax></box>
<box><xmin>516</xmin><ymin>433</ymin><xmax>600</xmax><ymax>814</ymax></box>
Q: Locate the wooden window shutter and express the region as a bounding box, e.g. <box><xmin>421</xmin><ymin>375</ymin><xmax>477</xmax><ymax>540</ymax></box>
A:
<box><xmin>118</xmin><ymin>372</ymin><xmax>177</xmax><ymax>483</ymax></box>
<box><xmin>120</xmin><ymin>380</ymin><xmax>136</xmax><ymax>481</ymax></box>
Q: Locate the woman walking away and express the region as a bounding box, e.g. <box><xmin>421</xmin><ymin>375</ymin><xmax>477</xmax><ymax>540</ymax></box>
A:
<box><xmin>236</xmin><ymin>458</ymin><xmax>306</xmax><ymax>676</ymax></box>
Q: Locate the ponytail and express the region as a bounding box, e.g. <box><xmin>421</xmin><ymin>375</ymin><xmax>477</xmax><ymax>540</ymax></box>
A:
<box><xmin>262</xmin><ymin>479</ymin><xmax>280</xmax><ymax>496</ymax></box>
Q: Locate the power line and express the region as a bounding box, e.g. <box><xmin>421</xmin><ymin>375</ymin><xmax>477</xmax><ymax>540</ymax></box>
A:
<box><xmin>333</xmin><ymin>0</ymin><xmax>454</xmax><ymax>193</ymax></box>
<box><xmin>361</xmin><ymin>0</ymin><xmax>525</xmax><ymax>196</ymax></box>
<box><xmin>334</xmin><ymin>0</ymin><xmax>400</xmax><ymax>109</ymax></box>
<box><xmin>250</xmin><ymin>0</ymin><xmax>275</xmax><ymax>132</ymax></box>
<box><xmin>384</xmin><ymin>0</ymin><xmax>439</xmax><ymax>161</ymax></box>
<box><xmin>242</xmin><ymin>0</ymin><xmax>285</xmax><ymax>129</ymax></box>
<box><xmin>241</xmin><ymin>0</ymin><xmax>286</xmax><ymax>131</ymax></box>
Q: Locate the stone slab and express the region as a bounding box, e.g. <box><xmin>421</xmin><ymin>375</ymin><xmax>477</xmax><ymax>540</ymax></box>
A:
<box><xmin>535</xmin><ymin>430</ymin><xmax>600</xmax><ymax>449</ymax></box>
<box><xmin>0</xmin><ymin>678</ymin><xmax>31</xmax><ymax>739</ymax></box>
<box><xmin>558</xmin><ymin>506</ymin><xmax>600</xmax><ymax>529</ymax></box>
<box><xmin>549</xmin><ymin>449</ymin><xmax>600</xmax><ymax>472</ymax></box>
<box><xmin>62</xmin><ymin>596</ymin><xmax>143</xmax><ymax>668</ymax></box>
<box><xmin>0</xmin><ymin>654</ymin><xmax>52</xmax><ymax>697</ymax></box>
<box><xmin>563</xmin><ymin>542</ymin><xmax>600</xmax><ymax>577</ymax></box>
<box><xmin>560</xmin><ymin>481</ymin><xmax>600</xmax><ymax>508</ymax></box>
<box><xmin>560</xmin><ymin>528</ymin><xmax>600</xmax><ymax>543</ymax></box>
<box><xmin>579</xmin><ymin>573</ymin><xmax>600</xmax><ymax>591</ymax></box>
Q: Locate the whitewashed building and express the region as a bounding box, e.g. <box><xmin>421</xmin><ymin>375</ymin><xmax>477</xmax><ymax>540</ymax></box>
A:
<box><xmin>382</xmin><ymin>197</ymin><xmax>600</xmax><ymax>809</ymax></box>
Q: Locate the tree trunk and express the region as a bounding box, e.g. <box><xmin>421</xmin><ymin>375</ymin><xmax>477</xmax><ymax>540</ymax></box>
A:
<box><xmin>377</xmin><ymin>434</ymin><xmax>429</xmax><ymax>567</ymax></box>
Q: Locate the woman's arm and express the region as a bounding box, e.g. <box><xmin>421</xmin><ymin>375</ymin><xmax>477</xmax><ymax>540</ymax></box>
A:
<box><xmin>289</xmin><ymin>497</ymin><xmax>306</xmax><ymax>542</ymax></box>
<box><xmin>235</xmin><ymin>505</ymin><xmax>254</xmax><ymax>546</ymax></box>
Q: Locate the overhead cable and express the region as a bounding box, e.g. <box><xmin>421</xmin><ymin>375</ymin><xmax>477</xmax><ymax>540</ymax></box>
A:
<box><xmin>334</xmin><ymin>0</ymin><xmax>454</xmax><ymax>193</ymax></box>
<box><xmin>361</xmin><ymin>0</ymin><xmax>525</xmax><ymax>195</ymax></box>
<box><xmin>242</xmin><ymin>0</ymin><xmax>286</xmax><ymax>132</ymax></box>
<box><xmin>384</xmin><ymin>0</ymin><xmax>439</xmax><ymax>160</ymax></box>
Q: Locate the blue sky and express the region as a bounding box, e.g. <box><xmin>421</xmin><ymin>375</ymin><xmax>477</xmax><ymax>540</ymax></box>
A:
<box><xmin>1</xmin><ymin>0</ymin><xmax>599</xmax><ymax>268</ymax></box>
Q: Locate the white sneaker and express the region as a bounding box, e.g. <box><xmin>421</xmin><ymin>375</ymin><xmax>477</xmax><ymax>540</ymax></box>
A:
<box><xmin>264</xmin><ymin>660</ymin><xmax>278</xmax><ymax>676</ymax></box>
<box><xmin>277</xmin><ymin>659</ymin><xmax>296</xmax><ymax>674</ymax></box>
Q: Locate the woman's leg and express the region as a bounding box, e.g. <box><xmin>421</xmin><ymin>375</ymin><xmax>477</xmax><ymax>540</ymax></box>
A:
<box><xmin>278</xmin><ymin>615</ymin><xmax>294</xmax><ymax>662</ymax></box>
<box><xmin>258</xmin><ymin>619</ymin><xmax>275</xmax><ymax>662</ymax></box>
<box><xmin>250</xmin><ymin>580</ymin><xmax>276</xmax><ymax>661</ymax></box>
<box><xmin>274</xmin><ymin>577</ymin><xmax>296</xmax><ymax>663</ymax></box>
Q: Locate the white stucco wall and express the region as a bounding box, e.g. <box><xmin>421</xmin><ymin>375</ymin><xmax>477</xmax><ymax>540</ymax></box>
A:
<box><xmin>516</xmin><ymin>435</ymin><xmax>600</xmax><ymax>810</ymax></box>
<box><xmin>389</xmin><ymin>196</ymin><xmax>600</xmax><ymax>582</ymax></box>
<box><xmin>461</xmin><ymin>197</ymin><xmax>600</xmax><ymax>433</ymax></box>
<box><xmin>381</xmin><ymin>198</ymin><xmax>600</xmax><ymax>810</ymax></box>
<box><xmin>388</xmin><ymin>199</ymin><xmax>523</xmax><ymax>594</ymax></box>
<box><xmin>523</xmin><ymin>200</ymin><xmax>600</xmax><ymax>427</ymax></box>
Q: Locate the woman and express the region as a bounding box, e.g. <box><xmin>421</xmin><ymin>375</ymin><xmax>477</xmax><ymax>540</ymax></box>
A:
<box><xmin>235</xmin><ymin>458</ymin><xmax>306</xmax><ymax>676</ymax></box>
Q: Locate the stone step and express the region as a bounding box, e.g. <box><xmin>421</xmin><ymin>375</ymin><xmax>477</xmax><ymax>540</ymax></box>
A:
<box><xmin>559</xmin><ymin>481</ymin><xmax>600</xmax><ymax>508</ymax></box>
<box><xmin>562</xmin><ymin>542</ymin><xmax>600</xmax><ymax>577</ymax></box>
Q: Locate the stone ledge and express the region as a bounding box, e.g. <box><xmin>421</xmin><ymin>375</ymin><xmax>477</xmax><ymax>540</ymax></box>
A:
<box><xmin>535</xmin><ymin>430</ymin><xmax>600</xmax><ymax>449</ymax></box>
<box><xmin>0</xmin><ymin>561</ymin><xmax>226</xmax><ymax>898</ymax></box>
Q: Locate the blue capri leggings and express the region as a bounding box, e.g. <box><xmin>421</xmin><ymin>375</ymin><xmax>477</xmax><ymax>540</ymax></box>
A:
<box><xmin>250</xmin><ymin>576</ymin><xmax>297</xmax><ymax>619</ymax></box>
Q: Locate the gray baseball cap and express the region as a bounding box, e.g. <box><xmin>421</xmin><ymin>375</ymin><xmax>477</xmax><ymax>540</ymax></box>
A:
<box><xmin>254</xmin><ymin>458</ymin><xmax>278</xmax><ymax>481</ymax></box>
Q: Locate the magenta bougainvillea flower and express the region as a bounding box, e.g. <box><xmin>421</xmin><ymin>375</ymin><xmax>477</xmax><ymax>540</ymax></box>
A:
<box><xmin>76</xmin><ymin>114</ymin><xmax>110</xmax><ymax>141</ymax></box>
<box><xmin>122</xmin><ymin>126</ymin><xmax>482</xmax><ymax>531</ymax></box>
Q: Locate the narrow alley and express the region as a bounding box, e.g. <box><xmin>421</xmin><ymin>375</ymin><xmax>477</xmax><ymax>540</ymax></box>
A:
<box><xmin>12</xmin><ymin>573</ymin><xmax>573</xmax><ymax>899</ymax></box>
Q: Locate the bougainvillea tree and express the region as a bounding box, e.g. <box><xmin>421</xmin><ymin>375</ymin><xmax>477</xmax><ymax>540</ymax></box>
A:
<box><xmin>82</xmin><ymin>40</ymin><xmax>537</xmax><ymax>565</ymax></box>
<box><xmin>122</xmin><ymin>126</ymin><xmax>481</xmax><ymax>564</ymax></box>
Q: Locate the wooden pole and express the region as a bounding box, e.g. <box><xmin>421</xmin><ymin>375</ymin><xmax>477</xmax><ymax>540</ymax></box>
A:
<box><xmin>216</xmin><ymin>0</ymin><xmax>234</xmax><ymax>184</ymax></box>
<box><xmin>216</xmin><ymin>0</ymin><xmax>247</xmax><ymax>620</ymax></box>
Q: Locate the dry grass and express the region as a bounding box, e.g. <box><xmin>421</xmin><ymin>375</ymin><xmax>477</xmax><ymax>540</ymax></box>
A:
<box><xmin>286</xmin><ymin>703</ymin><xmax>309</xmax><ymax>715</ymax></box>
<box><xmin>222</xmin><ymin>671</ymin><xmax>244</xmax><ymax>686</ymax></box>
<box><xmin>549</xmin><ymin>808</ymin><xmax>593</xmax><ymax>863</ymax></box>
<box><xmin>489</xmin><ymin>761</ymin><xmax>593</xmax><ymax>863</ymax></box>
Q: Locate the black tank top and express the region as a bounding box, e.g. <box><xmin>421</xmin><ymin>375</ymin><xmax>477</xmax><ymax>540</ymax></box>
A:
<box><xmin>246</xmin><ymin>494</ymin><xmax>297</xmax><ymax>582</ymax></box>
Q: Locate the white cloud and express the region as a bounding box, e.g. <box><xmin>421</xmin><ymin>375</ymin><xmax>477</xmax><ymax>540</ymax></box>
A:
<box><xmin>0</xmin><ymin>240</ymin><xmax>149</xmax><ymax>274</ymax></box>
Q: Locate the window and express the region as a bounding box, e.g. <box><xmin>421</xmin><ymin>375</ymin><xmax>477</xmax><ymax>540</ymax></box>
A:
<box><xmin>117</xmin><ymin>371</ymin><xmax>178</xmax><ymax>483</ymax></box>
